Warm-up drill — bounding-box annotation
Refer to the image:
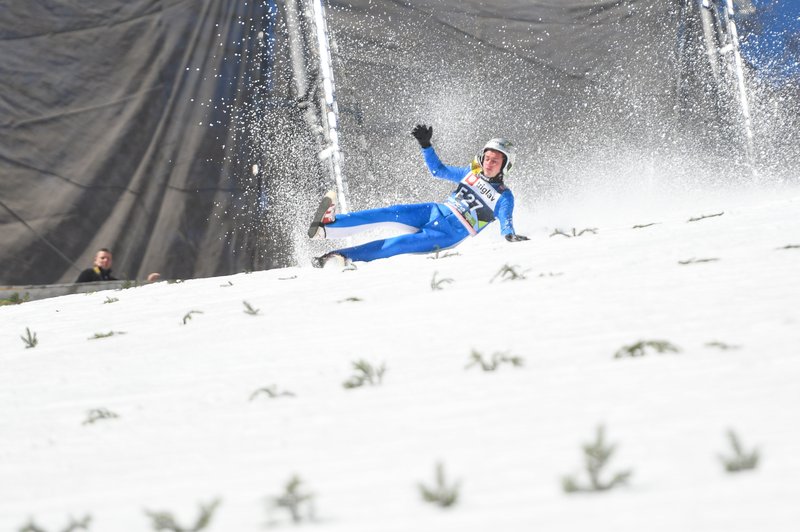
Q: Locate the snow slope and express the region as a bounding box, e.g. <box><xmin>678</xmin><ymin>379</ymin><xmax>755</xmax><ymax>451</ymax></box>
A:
<box><xmin>1</xmin><ymin>184</ymin><xmax>799</xmax><ymax>531</ymax></box>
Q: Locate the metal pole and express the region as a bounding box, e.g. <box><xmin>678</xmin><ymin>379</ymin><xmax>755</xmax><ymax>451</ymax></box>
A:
<box><xmin>698</xmin><ymin>0</ymin><xmax>722</xmax><ymax>83</ymax></box>
<box><xmin>721</xmin><ymin>0</ymin><xmax>757</xmax><ymax>167</ymax></box>
<box><xmin>311</xmin><ymin>0</ymin><xmax>349</xmax><ymax>213</ymax></box>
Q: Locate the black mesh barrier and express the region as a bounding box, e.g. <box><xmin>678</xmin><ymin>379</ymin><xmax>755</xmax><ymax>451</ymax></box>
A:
<box><xmin>1</xmin><ymin>0</ymin><xmax>796</xmax><ymax>285</ymax></box>
<box><xmin>0</xmin><ymin>0</ymin><xmax>326</xmax><ymax>284</ymax></box>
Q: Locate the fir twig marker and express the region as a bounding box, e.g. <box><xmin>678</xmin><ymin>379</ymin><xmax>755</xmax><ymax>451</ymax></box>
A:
<box><xmin>343</xmin><ymin>360</ymin><xmax>386</xmax><ymax>389</ymax></box>
<box><xmin>182</xmin><ymin>310</ymin><xmax>204</xmax><ymax>324</ymax></box>
<box><xmin>83</xmin><ymin>408</ymin><xmax>119</xmax><ymax>425</ymax></box>
<box><xmin>490</xmin><ymin>264</ymin><xmax>529</xmax><ymax>282</ymax></box>
<box><xmin>719</xmin><ymin>429</ymin><xmax>760</xmax><ymax>473</ymax></box>
<box><xmin>688</xmin><ymin>211</ymin><xmax>724</xmax><ymax>222</ymax></box>
<box><xmin>562</xmin><ymin>425</ymin><xmax>633</xmax><ymax>493</ymax></box>
<box><xmin>419</xmin><ymin>462</ymin><xmax>460</xmax><ymax>507</ymax></box>
<box><xmin>465</xmin><ymin>349</ymin><xmax>524</xmax><ymax>371</ymax></box>
<box><xmin>144</xmin><ymin>498</ymin><xmax>221</xmax><ymax>531</ymax></box>
<box><xmin>249</xmin><ymin>385</ymin><xmax>295</xmax><ymax>400</ymax></box>
<box><xmin>19</xmin><ymin>515</ymin><xmax>92</xmax><ymax>532</ymax></box>
<box><xmin>614</xmin><ymin>340</ymin><xmax>680</xmax><ymax>358</ymax></box>
<box><xmin>243</xmin><ymin>301</ymin><xmax>260</xmax><ymax>315</ymax></box>
<box><xmin>271</xmin><ymin>476</ymin><xmax>315</xmax><ymax>524</ymax></box>
<box><xmin>431</xmin><ymin>272</ymin><xmax>454</xmax><ymax>291</ymax></box>
<box><xmin>21</xmin><ymin>327</ymin><xmax>38</xmax><ymax>349</ymax></box>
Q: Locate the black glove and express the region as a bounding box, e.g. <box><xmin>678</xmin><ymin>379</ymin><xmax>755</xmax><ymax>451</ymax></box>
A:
<box><xmin>411</xmin><ymin>124</ymin><xmax>433</xmax><ymax>148</ymax></box>
<box><xmin>505</xmin><ymin>233</ymin><xmax>529</xmax><ymax>242</ymax></box>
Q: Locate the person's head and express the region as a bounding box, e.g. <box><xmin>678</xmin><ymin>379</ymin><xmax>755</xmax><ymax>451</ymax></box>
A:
<box><xmin>93</xmin><ymin>248</ymin><xmax>113</xmax><ymax>270</ymax></box>
<box><xmin>479</xmin><ymin>138</ymin><xmax>516</xmax><ymax>179</ymax></box>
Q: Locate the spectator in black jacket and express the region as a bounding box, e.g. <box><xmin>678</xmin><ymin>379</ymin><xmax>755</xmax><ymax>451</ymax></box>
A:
<box><xmin>75</xmin><ymin>248</ymin><xmax>117</xmax><ymax>283</ymax></box>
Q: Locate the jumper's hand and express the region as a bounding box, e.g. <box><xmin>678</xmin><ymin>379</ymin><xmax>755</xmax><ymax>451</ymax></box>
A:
<box><xmin>505</xmin><ymin>234</ymin><xmax>529</xmax><ymax>242</ymax></box>
<box><xmin>411</xmin><ymin>124</ymin><xmax>433</xmax><ymax>148</ymax></box>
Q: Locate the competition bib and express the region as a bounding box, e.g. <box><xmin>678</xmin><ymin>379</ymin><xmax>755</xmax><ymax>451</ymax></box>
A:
<box><xmin>444</xmin><ymin>172</ymin><xmax>501</xmax><ymax>235</ymax></box>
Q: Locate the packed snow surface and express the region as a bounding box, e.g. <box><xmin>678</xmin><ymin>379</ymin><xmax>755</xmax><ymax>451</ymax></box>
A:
<box><xmin>2</xmin><ymin>184</ymin><xmax>799</xmax><ymax>531</ymax></box>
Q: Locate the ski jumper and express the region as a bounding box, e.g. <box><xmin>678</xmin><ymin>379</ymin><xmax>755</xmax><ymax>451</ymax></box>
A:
<box><xmin>322</xmin><ymin>146</ymin><xmax>518</xmax><ymax>262</ymax></box>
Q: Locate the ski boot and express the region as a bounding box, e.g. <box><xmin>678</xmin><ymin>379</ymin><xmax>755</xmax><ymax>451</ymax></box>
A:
<box><xmin>312</xmin><ymin>252</ymin><xmax>354</xmax><ymax>270</ymax></box>
<box><xmin>308</xmin><ymin>190</ymin><xmax>337</xmax><ymax>239</ymax></box>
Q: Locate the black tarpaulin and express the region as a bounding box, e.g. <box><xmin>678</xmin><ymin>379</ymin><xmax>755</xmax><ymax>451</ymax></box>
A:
<box><xmin>1</xmin><ymin>0</ymin><xmax>322</xmax><ymax>284</ymax></box>
<box><xmin>1</xmin><ymin>0</ymin><xmax>795</xmax><ymax>285</ymax></box>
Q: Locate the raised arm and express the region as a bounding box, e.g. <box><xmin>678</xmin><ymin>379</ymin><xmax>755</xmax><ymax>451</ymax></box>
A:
<box><xmin>411</xmin><ymin>124</ymin><xmax>469</xmax><ymax>183</ymax></box>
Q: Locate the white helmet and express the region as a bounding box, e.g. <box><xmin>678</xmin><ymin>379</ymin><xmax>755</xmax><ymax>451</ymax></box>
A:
<box><xmin>480</xmin><ymin>138</ymin><xmax>516</xmax><ymax>175</ymax></box>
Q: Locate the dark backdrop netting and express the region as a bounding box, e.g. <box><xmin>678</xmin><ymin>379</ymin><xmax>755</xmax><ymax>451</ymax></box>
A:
<box><xmin>0</xmin><ymin>0</ymin><xmax>319</xmax><ymax>285</ymax></box>
<box><xmin>1</xmin><ymin>0</ymin><xmax>796</xmax><ymax>285</ymax></box>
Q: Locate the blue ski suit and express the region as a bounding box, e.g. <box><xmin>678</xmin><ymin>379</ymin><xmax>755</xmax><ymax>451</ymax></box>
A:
<box><xmin>322</xmin><ymin>146</ymin><xmax>518</xmax><ymax>262</ymax></box>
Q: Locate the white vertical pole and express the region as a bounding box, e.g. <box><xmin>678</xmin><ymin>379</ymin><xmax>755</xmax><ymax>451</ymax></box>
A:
<box><xmin>698</xmin><ymin>0</ymin><xmax>721</xmax><ymax>82</ymax></box>
<box><xmin>311</xmin><ymin>0</ymin><xmax>349</xmax><ymax>213</ymax></box>
<box><xmin>722</xmin><ymin>0</ymin><xmax>757</xmax><ymax>167</ymax></box>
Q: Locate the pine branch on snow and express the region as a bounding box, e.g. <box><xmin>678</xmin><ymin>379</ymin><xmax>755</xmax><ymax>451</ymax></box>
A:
<box><xmin>465</xmin><ymin>349</ymin><xmax>524</xmax><ymax>371</ymax></box>
<box><xmin>687</xmin><ymin>211</ymin><xmax>724</xmax><ymax>222</ymax></box>
<box><xmin>490</xmin><ymin>264</ymin><xmax>529</xmax><ymax>282</ymax></box>
<box><xmin>18</xmin><ymin>521</ymin><xmax>47</xmax><ymax>532</ymax></box>
<box><xmin>418</xmin><ymin>462</ymin><xmax>460</xmax><ymax>508</ymax></box>
<box><xmin>88</xmin><ymin>331</ymin><xmax>126</xmax><ymax>340</ymax></box>
<box><xmin>719</xmin><ymin>429</ymin><xmax>760</xmax><ymax>473</ymax></box>
<box><xmin>250</xmin><ymin>385</ymin><xmax>295</xmax><ymax>400</ymax></box>
<box><xmin>427</xmin><ymin>246</ymin><xmax>460</xmax><ymax>260</ymax></box>
<box><xmin>270</xmin><ymin>476</ymin><xmax>315</xmax><ymax>524</ymax></box>
<box><xmin>336</xmin><ymin>296</ymin><xmax>363</xmax><ymax>303</ymax></box>
<box><xmin>243</xmin><ymin>301</ymin><xmax>261</xmax><ymax>315</ymax></box>
<box><xmin>343</xmin><ymin>360</ymin><xmax>386</xmax><ymax>389</ymax></box>
<box><xmin>82</xmin><ymin>408</ymin><xmax>119</xmax><ymax>425</ymax></box>
<box><xmin>18</xmin><ymin>514</ymin><xmax>91</xmax><ymax>532</ymax></box>
<box><xmin>562</xmin><ymin>425</ymin><xmax>633</xmax><ymax>493</ymax></box>
<box><xmin>20</xmin><ymin>327</ymin><xmax>38</xmax><ymax>349</ymax></box>
<box><xmin>614</xmin><ymin>340</ymin><xmax>680</xmax><ymax>358</ymax></box>
<box><xmin>430</xmin><ymin>271</ymin><xmax>454</xmax><ymax>291</ymax></box>
<box><xmin>705</xmin><ymin>341</ymin><xmax>741</xmax><ymax>350</ymax></box>
<box><xmin>144</xmin><ymin>498</ymin><xmax>221</xmax><ymax>532</ymax></box>
<box><xmin>550</xmin><ymin>227</ymin><xmax>598</xmax><ymax>238</ymax></box>
<box><xmin>678</xmin><ymin>257</ymin><xmax>720</xmax><ymax>265</ymax></box>
<box><xmin>182</xmin><ymin>310</ymin><xmax>204</xmax><ymax>324</ymax></box>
